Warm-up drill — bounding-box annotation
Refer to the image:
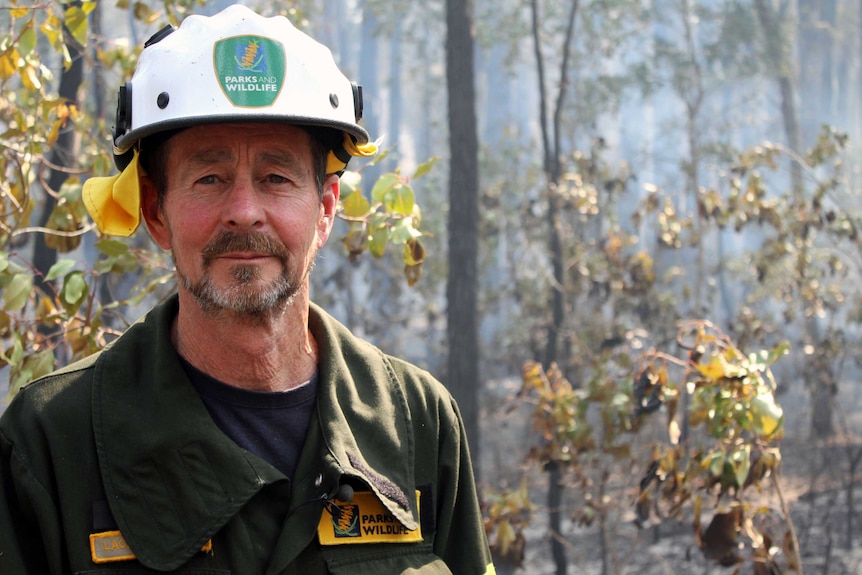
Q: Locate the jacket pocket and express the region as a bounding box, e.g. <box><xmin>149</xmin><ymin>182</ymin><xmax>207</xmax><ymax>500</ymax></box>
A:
<box><xmin>325</xmin><ymin>544</ymin><xmax>453</xmax><ymax>574</ymax></box>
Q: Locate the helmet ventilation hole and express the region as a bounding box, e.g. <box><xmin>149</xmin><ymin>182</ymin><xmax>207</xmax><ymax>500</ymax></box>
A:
<box><xmin>157</xmin><ymin>92</ymin><xmax>170</xmax><ymax>109</ymax></box>
<box><xmin>329</xmin><ymin>93</ymin><xmax>339</xmax><ymax>108</ymax></box>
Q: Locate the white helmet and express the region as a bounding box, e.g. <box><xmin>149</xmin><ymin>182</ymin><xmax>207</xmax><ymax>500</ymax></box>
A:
<box><xmin>112</xmin><ymin>4</ymin><xmax>374</xmax><ymax>173</ymax></box>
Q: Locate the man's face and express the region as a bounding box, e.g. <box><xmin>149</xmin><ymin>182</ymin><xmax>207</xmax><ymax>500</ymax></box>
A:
<box><xmin>141</xmin><ymin>123</ymin><xmax>339</xmax><ymax>318</ymax></box>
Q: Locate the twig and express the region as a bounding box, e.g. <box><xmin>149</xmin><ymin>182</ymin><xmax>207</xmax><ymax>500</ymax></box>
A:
<box><xmin>772</xmin><ymin>468</ymin><xmax>803</xmax><ymax>575</ymax></box>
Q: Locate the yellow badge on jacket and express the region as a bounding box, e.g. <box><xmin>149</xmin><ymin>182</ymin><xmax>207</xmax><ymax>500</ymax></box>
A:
<box><xmin>89</xmin><ymin>530</ymin><xmax>212</xmax><ymax>564</ymax></box>
<box><xmin>318</xmin><ymin>490</ymin><xmax>422</xmax><ymax>545</ymax></box>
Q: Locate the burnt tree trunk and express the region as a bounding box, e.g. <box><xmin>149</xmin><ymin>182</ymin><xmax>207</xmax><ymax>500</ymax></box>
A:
<box><xmin>445</xmin><ymin>0</ymin><xmax>482</xmax><ymax>476</ymax></box>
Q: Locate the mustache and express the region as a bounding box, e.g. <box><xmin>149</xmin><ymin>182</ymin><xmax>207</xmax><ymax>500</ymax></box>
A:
<box><xmin>201</xmin><ymin>231</ymin><xmax>290</xmax><ymax>266</ymax></box>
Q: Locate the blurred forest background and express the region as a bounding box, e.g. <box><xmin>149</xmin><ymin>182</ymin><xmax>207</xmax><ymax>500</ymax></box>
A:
<box><xmin>3</xmin><ymin>0</ymin><xmax>862</xmax><ymax>573</ymax></box>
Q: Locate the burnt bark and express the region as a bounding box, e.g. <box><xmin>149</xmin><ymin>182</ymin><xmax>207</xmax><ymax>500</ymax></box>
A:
<box><xmin>445</xmin><ymin>0</ymin><xmax>482</xmax><ymax>477</ymax></box>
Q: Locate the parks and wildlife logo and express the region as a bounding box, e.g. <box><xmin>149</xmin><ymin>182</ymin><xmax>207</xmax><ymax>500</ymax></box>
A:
<box><xmin>317</xmin><ymin>491</ymin><xmax>423</xmax><ymax>545</ymax></box>
<box><xmin>331</xmin><ymin>503</ymin><xmax>361</xmax><ymax>538</ymax></box>
<box><xmin>214</xmin><ymin>35</ymin><xmax>285</xmax><ymax>107</ymax></box>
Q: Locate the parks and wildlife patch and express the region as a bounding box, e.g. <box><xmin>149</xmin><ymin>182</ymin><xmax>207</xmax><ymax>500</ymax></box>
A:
<box><xmin>318</xmin><ymin>491</ymin><xmax>423</xmax><ymax>545</ymax></box>
<box><xmin>214</xmin><ymin>35</ymin><xmax>285</xmax><ymax>107</ymax></box>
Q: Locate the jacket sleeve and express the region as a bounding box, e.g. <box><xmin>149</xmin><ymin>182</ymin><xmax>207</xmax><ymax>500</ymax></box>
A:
<box><xmin>0</xmin><ymin>411</ymin><xmax>62</xmax><ymax>574</ymax></box>
<box><xmin>432</xmin><ymin>397</ymin><xmax>495</xmax><ymax>575</ymax></box>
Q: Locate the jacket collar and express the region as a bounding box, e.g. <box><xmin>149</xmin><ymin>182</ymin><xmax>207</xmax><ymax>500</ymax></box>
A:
<box><xmin>92</xmin><ymin>295</ymin><xmax>417</xmax><ymax>571</ymax></box>
<box><xmin>308</xmin><ymin>302</ymin><xmax>418</xmax><ymax>530</ymax></box>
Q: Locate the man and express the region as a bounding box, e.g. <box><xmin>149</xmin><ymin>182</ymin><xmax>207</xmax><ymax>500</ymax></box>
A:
<box><xmin>0</xmin><ymin>5</ymin><xmax>495</xmax><ymax>574</ymax></box>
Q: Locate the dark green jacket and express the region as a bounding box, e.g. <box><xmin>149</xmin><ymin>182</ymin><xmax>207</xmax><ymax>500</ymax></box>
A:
<box><xmin>0</xmin><ymin>296</ymin><xmax>495</xmax><ymax>574</ymax></box>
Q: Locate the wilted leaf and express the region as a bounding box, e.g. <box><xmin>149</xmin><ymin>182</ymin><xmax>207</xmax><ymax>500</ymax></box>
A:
<box><xmin>700</xmin><ymin>507</ymin><xmax>742</xmax><ymax>566</ymax></box>
<box><xmin>403</xmin><ymin>239</ymin><xmax>425</xmax><ymax>266</ymax></box>
<box><xmin>404</xmin><ymin>263</ymin><xmax>422</xmax><ymax>286</ymax></box>
<box><xmin>341</xmin><ymin>229</ymin><xmax>367</xmax><ymax>256</ymax></box>
<box><xmin>133</xmin><ymin>2</ymin><xmax>153</xmax><ymax>23</ymax></box>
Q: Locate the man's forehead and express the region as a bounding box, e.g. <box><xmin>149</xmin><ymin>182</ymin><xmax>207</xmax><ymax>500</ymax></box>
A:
<box><xmin>167</xmin><ymin>123</ymin><xmax>313</xmax><ymax>162</ymax></box>
<box><xmin>167</xmin><ymin>120</ymin><xmax>303</xmax><ymax>141</ymax></box>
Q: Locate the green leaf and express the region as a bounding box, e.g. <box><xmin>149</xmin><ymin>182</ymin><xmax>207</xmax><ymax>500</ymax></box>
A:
<box><xmin>9</xmin><ymin>335</ymin><xmax>24</xmax><ymax>366</ymax></box>
<box><xmin>342</xmin><ymin>190</ymin><xmax>371</xmax><ymax>218</ymax></box>
<box><xmin>45</xmin><ymin>259</ymin><xmax>76</xmax><ymax>282</ymax></box>
<box><xmin>412</xmin><ymin>156</ymin><xmax>438</xmax><ymax>180</ymax></box>
<box><xmin>731</xmin><ymin>445</ymin><xmax>751</xmax><ymax>488</ymax></box>
<box><xmin>707</xmin><ymin>452</ymin><xmax>725</xmax><ymax>478</ymax></box>
<box><xmin>3</xmin><ymin>273</ymin><xmax>32</xmax><ymax>311</ymax></box>
<box><xmin>18</xmin><ymin>27</ymin><xmax>37</xmax><ymax>59</ymax></box>
<box><xmin>384</xmin><ymin>184</ymin><xmax>415</xmax><ymax>216</ymax></box>
<box><xmin>370</xmin><ymin>173</ymin><xmax>399</xmax><ymax>205</ymax></box>
<box><xmin>27</xmin><ymin>349</ymin><xmax>56</xmax><ymax>381</ymax></box>
<box><xmin>390</xmin><ymin>218</ymin><xmax>421</xmax><ymax>245</ymax></box>
<box><xmin>368</xmin><ymin>227</ymin><xmax>388</xmax><ymax>258</ymax></box>
<box><xmin>110</xmin><ymin>251</ymin><xmax>139</xmax><ymax>274</ymax></box>
<box><xmin>64</xmin><ymin>6</ymin><xmax>89</xmax><ymax>47</ymax></box>
<box><xmin>61</xmin><ymin>271</ymin><xmax>88</xmax><ymax>310</ymax></box>
<box><xmin>96</xmin><ymin>238</ymin><xmax>129</xmax><ymax>256</ymax></box>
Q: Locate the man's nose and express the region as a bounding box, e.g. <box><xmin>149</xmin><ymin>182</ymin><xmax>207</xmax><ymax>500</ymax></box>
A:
<box><xmin>222</xmin><ymin>176</ymin><xmax>264</xmax><ymax>230</ymax></box>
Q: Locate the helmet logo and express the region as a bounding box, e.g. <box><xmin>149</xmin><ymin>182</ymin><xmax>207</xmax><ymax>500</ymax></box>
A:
<box><xmin>213</xmin><ymin>35</ymin><xmax>285</xmax><ymax>108</ymax></box>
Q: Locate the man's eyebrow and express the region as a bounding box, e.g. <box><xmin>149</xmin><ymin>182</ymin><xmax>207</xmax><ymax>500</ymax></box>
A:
<box><xmin>258</xmin><ymin>150</ymin><xmax>306</xmax><ymax>173</ymax></box>
<box><xmin>187</xmin><ymin>148</ymin><xmax>234</xmax><ymax>166</ymax></box>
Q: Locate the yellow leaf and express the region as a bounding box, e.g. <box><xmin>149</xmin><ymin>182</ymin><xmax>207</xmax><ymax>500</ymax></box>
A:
<box><xmin>0</xmin><ymin>51</ymin><xmax>19</xmax><ymax>81</ymax></box>
<box><xmin>342</xmin><ymin>189</ymin><xmax>370</xmax><ymax>218</ymax></box>
<box><xmin>22</xmin><ymin>64</ymin><xmax>41</xmax><ymax>91</ymax></box>
<box><xmin>750</xmin><ymin>392</ymin><xmax>784</xmax><ymax>437</ymax></box>
<box><xmin>41</xmin><ymin>15</ymin><xmax>63</xmax><ymax>50</ymax></box>
<box><xmin>11</xmin><ymin>8</ymin><xmax>29</xmax><ymax>18</ymax></box>
<box><xmin>64</xmin><ymin>6</ymin><xmax>89</xmax><ymax>47</ymax></box>
<box><xmin>696</xmin><ymin>353</ymin><xmax>726</xmax><ymax>380</ymax></box>
<box><xmin>495</xmin><ymin>519</ymin><xmax>516</xmax><ymax>557</ymax></box>
<box><xmin>46</xmin><ymin>119</ymin><xmax>63</xmax><ymax>147</ymax></box>
<box><xmin>522</xmin><ymin>361</ymin><xmax>544</xmax><ymax>391</ymax></box>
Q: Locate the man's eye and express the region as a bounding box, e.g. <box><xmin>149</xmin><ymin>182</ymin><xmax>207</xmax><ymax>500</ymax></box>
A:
<box><xmin>197</xmin><ymin>175</ymin><xmax>219</xmax><ymax>185</ymax></box>
<box><xmin>267</xmin><ymin>174</ymin><xmax>290</xmax><ymax>184</ymax></box>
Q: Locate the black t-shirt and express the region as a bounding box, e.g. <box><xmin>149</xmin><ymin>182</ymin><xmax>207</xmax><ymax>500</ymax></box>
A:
<box><xmin>179</xmin><ymin>356</ymin><xmax>318</xmax><ymax>480</ymax></box>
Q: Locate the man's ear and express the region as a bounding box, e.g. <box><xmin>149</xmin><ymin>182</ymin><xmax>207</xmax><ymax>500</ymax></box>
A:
<box><xmin>317</xmin><ymin>174</ymin><xmax>340</xmax><ymax>247</ymax></box>
<box><xmin>140</xmin><ymin>176</ymin><xmax>171</xmax><ymax>250</ymax></box>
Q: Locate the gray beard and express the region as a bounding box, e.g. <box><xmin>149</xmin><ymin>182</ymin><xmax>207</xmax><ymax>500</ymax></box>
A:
<box><xmin>179</xmin><ymin>262</ymin><xmax>301</xmax><ymax>320</ymax></box>
<box><xmin>175</xmin><ymin>230</ymin><xmax>313</xmax><ymax>321</ymax></box>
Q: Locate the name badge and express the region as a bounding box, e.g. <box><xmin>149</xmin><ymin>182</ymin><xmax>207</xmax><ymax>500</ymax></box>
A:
<box><xmin>89</xmin><ymin>530</ymin><xmax>212</xmax><ymax>564</ymax></box>
<box><xmin>318</xmin><ymin>490</ymin><xmax>423</xmax><ymax>545</ymax></box>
